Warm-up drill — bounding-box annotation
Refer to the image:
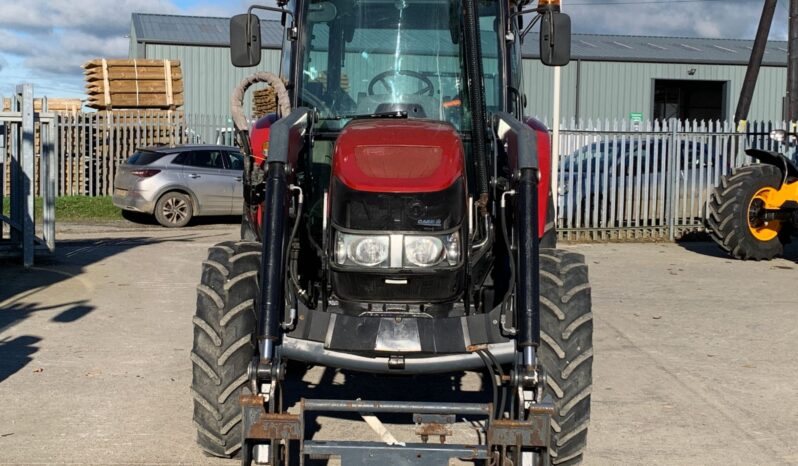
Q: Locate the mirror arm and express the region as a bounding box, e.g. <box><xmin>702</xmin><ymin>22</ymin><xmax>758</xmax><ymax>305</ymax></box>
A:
<box><xmin>245</xmin><ymin>5</ymin><xmax>295</xmax><ymax>46</ymax></box>
<box><xmin>520</xmin><ymin>13</ymin><xmax>541</xmax><ymax>42</ymax></box>
<box><xmin>511</xmin><ymin>7</ymin><xmax>538</xmax><ymax>19</ymax></box>
<box><xmin>247</xmin><ymin>4</ymin><xmax>294</xmax><ymax>22</ymax></box>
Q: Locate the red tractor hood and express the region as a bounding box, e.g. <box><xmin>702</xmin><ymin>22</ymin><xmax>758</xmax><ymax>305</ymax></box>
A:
<box><xmin>332</xmin><ymin>119</ymin><xmax>465</xmax><ymax>193</ymax></box>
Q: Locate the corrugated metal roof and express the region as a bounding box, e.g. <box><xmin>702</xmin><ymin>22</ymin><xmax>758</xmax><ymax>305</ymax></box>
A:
<box><xmin>131</xmin><ymin>13</ymin><xmax>285</xmax><ymax>48</ymax></box>
<box><xmin>554</xmin><ymin>33</ymin><xmax>788</xmax><ymax>67</ymax></box>
<box><xmin>131</xmin><ymin>12</ymin><xmax>788</xmax><ymax>67</ymax></box>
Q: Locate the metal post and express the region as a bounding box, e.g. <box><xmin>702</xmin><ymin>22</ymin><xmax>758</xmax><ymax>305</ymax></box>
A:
<box><xmin>667</xmin><ymin>118</ymin><xmax>677</xmax><ymax>241</ymax></box>
<box><xmin>10</xmin><ymin>95</ymin><xmax>20</xmax><ymax>245</ymax></box>
<box><xmin>19</xmin><ymin>84</ymin><xmax>35</xmax><ymax>267</ymax></box>
<box><xmin>551</xmin><ymin>66</ymin><xmax>562</xmax><ymax>218</ymax></box>
<box><xmin>0</xmin><ymin>93</ymin><xmax>4</xmax><ymax>242</ymax></box>
<box><xmin>789</xmin><ymin>0</ymin><xmax>798</xmax><ymax>125</ymax></box>
<box><xmin>42</xmin><ymin>115</ymin><xmax>56</xmax><ymax>252</ymax></box>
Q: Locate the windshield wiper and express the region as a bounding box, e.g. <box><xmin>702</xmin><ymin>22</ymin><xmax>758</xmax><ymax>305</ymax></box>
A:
<box><xmin>319</xmin><ymin>111</ymin><xmax>409</xmax><ymax>121</ymax></box>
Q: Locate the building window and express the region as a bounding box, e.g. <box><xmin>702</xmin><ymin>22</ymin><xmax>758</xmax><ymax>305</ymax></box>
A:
<box><xmin>653</xmin><ymin>79</ymin><xmax>726</xmax><ymax>122</ymax></box>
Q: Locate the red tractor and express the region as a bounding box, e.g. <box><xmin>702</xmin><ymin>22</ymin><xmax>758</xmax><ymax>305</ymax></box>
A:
<box><xmin>191</xmin><ymin>0</ymin><xmax>593</xmax><ymax>464</ymax></box>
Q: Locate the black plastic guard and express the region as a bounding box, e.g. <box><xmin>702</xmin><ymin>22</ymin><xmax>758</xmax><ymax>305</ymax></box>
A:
<box><xmin>746</xmin><ymin>148</ymin><xmax>798</xmax><ymax>187</ymax></box>
<box><xmin>493</xmin><ymin>112</ymin><xmax>539</xmax><ymax>170</ymax></box>
<box><xmin>287</xmin><ymin>304</ymin><xmax>509</xmax><ymax>355</ymax></box>
<box><xmin>267</xmin><ymin>107</ymin><xmax>311</xmax><ymax>164</ymax></box>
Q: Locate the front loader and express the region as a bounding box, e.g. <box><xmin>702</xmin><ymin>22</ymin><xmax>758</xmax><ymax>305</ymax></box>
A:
<box><xmin>191</xmin><ymin>0</ymin><xmax>593</xmax><ymax>464</ymax></box>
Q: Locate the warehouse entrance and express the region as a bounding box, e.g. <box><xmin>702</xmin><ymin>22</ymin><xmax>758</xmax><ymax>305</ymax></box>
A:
<box><xmin>653</xmin><ymin>79</ymin><xmax>726</xmax><ymax>122</ymax></box>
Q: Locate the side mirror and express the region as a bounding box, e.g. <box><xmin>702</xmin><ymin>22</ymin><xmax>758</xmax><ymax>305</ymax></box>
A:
<box><xmin>540</xmin><ymin>12</ymin><xmax>571</xmax><ymax>67</ymax></box>
<box><xmin>230</xmin><ymin>14</ymin><xmax>261</xmax><ymax>67</ymax></box>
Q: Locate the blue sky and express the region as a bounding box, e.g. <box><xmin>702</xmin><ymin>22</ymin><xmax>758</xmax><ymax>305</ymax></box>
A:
<box><xmin>0</xmin><ymin>0</ymin><xmax>789</xmax><ymax>102</ymax></box>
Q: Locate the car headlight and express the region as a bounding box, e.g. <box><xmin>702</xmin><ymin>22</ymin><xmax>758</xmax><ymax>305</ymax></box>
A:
<box><xmin>335</xmin><ymin>233</ymin><xmax>390</xmax><ymax>267</ymax></box>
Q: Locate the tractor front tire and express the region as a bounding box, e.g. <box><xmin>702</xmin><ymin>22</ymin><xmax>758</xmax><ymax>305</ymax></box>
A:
<box><xmin>540</xmin><ymin>195</ymin><xmax>558</xmax><ymax>248</ymax></box>
<box><xmin>539</xmin><ymin>249</ymin><xmax>593</xmax><ymax>465</ymax></box>
<box><xmin>191</xmin><ymin>241</ymin><xmax>261</xmax><ymax>457</ymax></box>
<box><xmin>706</xmin><ymin>165</ymin><xmax>789</xmax><ymax>260</ymax></box>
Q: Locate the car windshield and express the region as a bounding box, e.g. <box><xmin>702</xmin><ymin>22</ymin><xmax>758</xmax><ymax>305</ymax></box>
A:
<box><xmin>298</xmin><ymin>0</ymin><xmax>500</xmax><ymax>131</ymax></box>
<box><xmin>562</xmin><ymin>143</ymin><xmax>626</xmax><ymax>172</ymax></box>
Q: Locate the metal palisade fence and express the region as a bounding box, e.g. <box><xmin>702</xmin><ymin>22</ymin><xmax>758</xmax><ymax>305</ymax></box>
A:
<box><xmin>3</xmin><ymin>109</ymin><xmax>790</xmax><ymax>242</ymax></box>
<box><xmin>554</xmin><ymin>118</ymin><xmax>788</xmax><ymax>241</ymax></box>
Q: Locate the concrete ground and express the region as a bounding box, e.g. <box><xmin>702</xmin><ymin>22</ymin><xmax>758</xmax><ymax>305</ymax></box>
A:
<box><xmin>1</xmin><ymin>222</ymin><xmax>797</xmax><ymax>465</ymax></box>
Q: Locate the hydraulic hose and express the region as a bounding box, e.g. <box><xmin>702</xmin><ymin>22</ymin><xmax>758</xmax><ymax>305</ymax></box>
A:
<box><xmin>515</xmin><ymin>168</ymin><xmax>541</xmax><ymax>367</ymax></box>
<box><xmin>462</xmin><ymin>0</ymin><xmax>490</xmax><ymax>209</ymax></box>
<box><xmin>231</xmin><ymin>72</ymin><xmax>291</xmax><ymax>132</ymax></box>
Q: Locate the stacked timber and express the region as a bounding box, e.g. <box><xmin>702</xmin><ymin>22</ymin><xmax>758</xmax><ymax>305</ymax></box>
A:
<box><xmin>83</xmin><ymin>59</ymin><xmax>184</xmax><ymax>110</ymax></box>
<box><xmin>251</xmin><ymin>73</ymin><xmax>350</xmax><ymax>119</ymax></box>
<box><xmin>2</xmin><ymin>97</ymin><xmax>81</xmax><ymax>113</ymax></box>
<box><xmin>252</xmin><ymin>87</ymin><xmax>278</xmax><ymax>118</ymax></box>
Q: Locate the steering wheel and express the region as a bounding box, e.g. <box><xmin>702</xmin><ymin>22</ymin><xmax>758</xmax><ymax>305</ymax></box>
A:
<box><xmin>368</xmin><ymin>70</ymin><xmax>435</xmax><ymax>96</ymax></box>
<box><xmin>299</xmin><ymin>89</ymin><xmax>332</xmax><ymax>114</ymax></box>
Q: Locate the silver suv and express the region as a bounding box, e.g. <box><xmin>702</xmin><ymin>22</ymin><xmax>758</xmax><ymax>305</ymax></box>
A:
<box><xmin>113</xmin><ymin>145</ymin><xmax>244</xmax><ymax>227</ymax></box>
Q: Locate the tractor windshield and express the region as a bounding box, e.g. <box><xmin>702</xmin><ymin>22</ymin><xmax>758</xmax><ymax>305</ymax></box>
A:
<box><xmin>298</xmin><ymin>0</ymin><xmax>500</xmax><ymax>131</ymax></box>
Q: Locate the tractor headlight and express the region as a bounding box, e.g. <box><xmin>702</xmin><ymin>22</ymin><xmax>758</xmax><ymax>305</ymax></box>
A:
<box><xmin>404</xmin><ymin>236</ymin><xmax>444</xmax><ymax>267</ymax></box>
<box><xmin>335</xmin><ymin>233</ymin><xmax>390</xmax><ymax>267</ymax></box>
<box><xmin>444</xmin><ymin>232</ymin><xmax>460</xmax><ymax>265</ymax></box>
<box><xmin>404</xmin><ymin>232</ymin><xmax>460</xmax><ymax>267</ymax></box>
<box><xmin>334</xmin><ymin>231</ymin><xmax>460</xmax><ymax>268</ymax></box>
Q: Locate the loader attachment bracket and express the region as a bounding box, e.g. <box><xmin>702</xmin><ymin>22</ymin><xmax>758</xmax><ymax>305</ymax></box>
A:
<box><xmin>239</xmin><ymin>396</ymin><xmax>553</xmax><ymax>465</ymax></box>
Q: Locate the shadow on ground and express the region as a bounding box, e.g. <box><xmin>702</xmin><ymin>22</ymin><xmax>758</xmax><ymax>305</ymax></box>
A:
<box><xmin>0</xmin><ymin>232</ymin><xmax>224</xmax><ymax>383</ymax></box>
<box><xmin>122</xmin><ymin>210</ymin><xmax>241</xmax><ymax>228</ymax></box>
<box><xmin>277</xmin><ymin>364</ymin><xmax>494</xmax><ymax>464</ymax></box>
<box><xmin>676</xmin><ymin>239</ymin><xmax>798</xmax><ymax>262</ymax></box>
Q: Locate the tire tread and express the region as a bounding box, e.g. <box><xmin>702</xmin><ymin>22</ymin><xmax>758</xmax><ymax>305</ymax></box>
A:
<box><xmin>192</xmin><ymin>241</ymin><xmax>260</xmax><ymax>457</ymax></box>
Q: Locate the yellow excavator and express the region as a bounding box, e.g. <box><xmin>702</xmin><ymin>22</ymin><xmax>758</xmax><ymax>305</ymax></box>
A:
<box><xmin>707</xmin><ymin>0</ymin><xmax>798</xmax><ymax>260</ymax></box>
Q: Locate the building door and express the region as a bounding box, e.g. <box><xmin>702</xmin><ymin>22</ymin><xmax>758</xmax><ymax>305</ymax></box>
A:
<box><xmin>653</xmin><ymin>80</ymin><xmax>726</xmax><ymax>122</ymax></box>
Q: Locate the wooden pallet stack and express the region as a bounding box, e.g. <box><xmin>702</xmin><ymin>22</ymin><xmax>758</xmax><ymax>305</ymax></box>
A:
<box><xmin>83</xmin><ymin>59</ymin><xmax>184</xmax><ymax>110</ymax></box>
<box><xmin>2</xmin><ymin>98</ymin><xmax>82</xmax><ymax>113</ymax></box>
<box><xmin>252</xmin><ymin>87</ymin><xmax>278</xmax><ymax>118</ymax></box>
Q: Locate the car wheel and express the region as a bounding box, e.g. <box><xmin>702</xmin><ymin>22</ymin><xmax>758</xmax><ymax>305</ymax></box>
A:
<box><xmin>155</xmin><ymin>192</ymin><xmax>193</xmax><ymax>228</ymax></box>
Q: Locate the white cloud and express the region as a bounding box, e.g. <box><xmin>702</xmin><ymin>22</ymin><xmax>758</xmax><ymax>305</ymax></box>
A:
<box><xmin>0</xmin><ymin>0</ymin><xmax>789</xmax><ymax>99</ymax></box>
<box><xmin>0</xmin><ymin>0</ymin><xmax>244</xmax><ymax>91</ymax></box>
<box><xmin>567</xmin><ymin>1</ymin><xmax>788</xmax><ymax>40</ymax></box>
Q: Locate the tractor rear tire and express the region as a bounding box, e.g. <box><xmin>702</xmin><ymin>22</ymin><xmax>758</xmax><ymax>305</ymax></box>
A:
<box><xmin>706</xmin><ymin>165</ymin><xmax>789</xmax><ymax>260</ymax></box>
<box><xmin>191</xmin><ymin>241</ymin><xmax>261</xmax><ymax>457</ymax></box>
<box><xmin>539</xmin><ymin>249</ymin><xmax>593</xmax><ymax>465</ymax></box>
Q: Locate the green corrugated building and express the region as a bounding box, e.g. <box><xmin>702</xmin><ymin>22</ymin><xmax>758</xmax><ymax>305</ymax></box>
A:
<box><xmin>129</xmin><ymin>12</ymin><xmax>789</xmax><ymax>123</ymax></box>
